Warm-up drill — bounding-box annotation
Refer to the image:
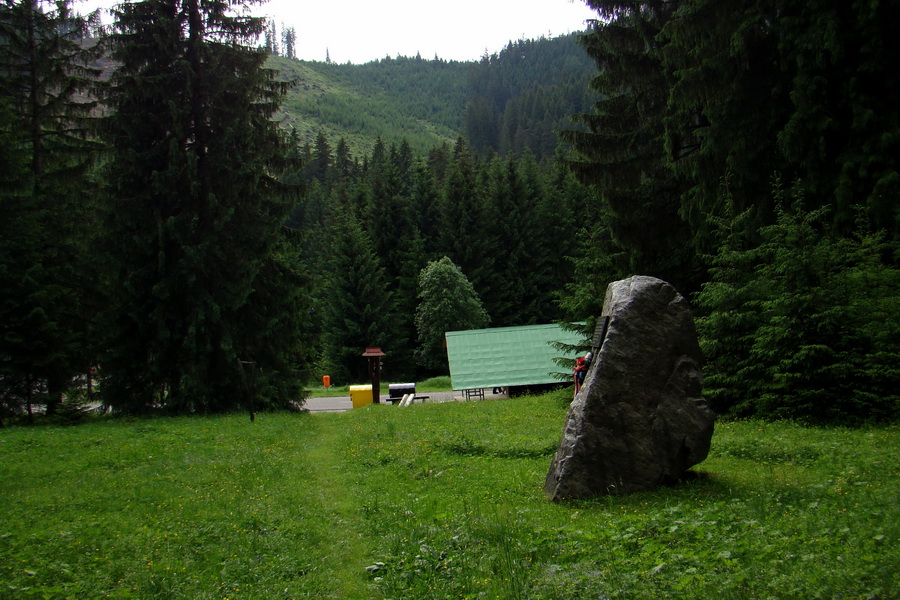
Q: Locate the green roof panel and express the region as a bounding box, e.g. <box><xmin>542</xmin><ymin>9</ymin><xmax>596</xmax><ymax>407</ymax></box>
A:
<box><xmin>445</xmin><ymin>323</ymin><xmax>584</xmax><ymax>390</ymax></box>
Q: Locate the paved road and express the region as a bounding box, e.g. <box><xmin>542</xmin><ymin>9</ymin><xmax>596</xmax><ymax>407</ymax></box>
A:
<box><xmin>304</xmin><ymin>390</ymin><xmax>501</xmax><ymax>413</ymax></box>
<box><xmin>68</xmin><ymin>390</ymin><xmax>503</xmax><ymax>414</ymax></box>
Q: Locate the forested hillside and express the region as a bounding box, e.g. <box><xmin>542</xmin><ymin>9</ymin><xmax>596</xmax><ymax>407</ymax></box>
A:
<box><xmin>464</xmin><ymin>36</ymin><xmax>596</xmax><ymax>157</ymax></box>
<box><xmin>287</xmin><ymin>136</ymin><xmax>590</xmax><ymax>384</ymax></box>
<box><xmin>269</xmin><ymin>33</ymin><xmax>595</xmax><ymax>158</ymax></box>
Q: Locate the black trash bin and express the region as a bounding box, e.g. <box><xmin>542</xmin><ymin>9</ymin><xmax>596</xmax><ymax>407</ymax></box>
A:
<box><xmin>388</xmin><ymin>383</ymin><xmax>416</xmax><ymax>403</ymax></box>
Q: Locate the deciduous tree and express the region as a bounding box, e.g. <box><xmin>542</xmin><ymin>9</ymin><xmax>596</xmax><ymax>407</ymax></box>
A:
<box><xmin>414</xmin><ymin>256</ymin><xmax>489</xmax><ymax>373</ymax></box>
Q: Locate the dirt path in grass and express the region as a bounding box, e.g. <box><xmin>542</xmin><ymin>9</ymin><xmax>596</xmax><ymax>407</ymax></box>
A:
<box><xmin>295</xmin><ymin>414</ymin><xmax>379</xmax><ymax>599</ymax></box>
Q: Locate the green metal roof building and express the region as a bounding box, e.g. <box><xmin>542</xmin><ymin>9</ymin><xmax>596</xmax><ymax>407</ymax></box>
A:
<box><xmin>445</xmin><ymin>323</ymin><xmax>584</xmax><ymax>391</ymax></box>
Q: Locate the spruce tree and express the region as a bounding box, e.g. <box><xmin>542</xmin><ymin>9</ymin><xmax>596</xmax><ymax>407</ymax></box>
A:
<box><xmin>0</xmin><ymin>94</ymin><xmax>33</xmax><ymax>417</ymax></box>
<box><xmin>263</xmin><ymin>18</ymin><xmax>277</xmax><ymax>55</ymax></box>
<box><xmin>437</xmin><ymin>139</ymin><xmax>500</xmax><ymax>318</ymax></box>
<box><xmin>691</xmin><ymin>180</ymin><xmax>771</xmax><ymax>417</ymax></box>
<box><xmin>696</xmin><ymin>181</ymin><xmax>900</xmax><ymax>422</ymax></box>
<box><xmin>322</xmin><ymin>212</ymin><xmax>397</xmax><ymax>383</ymax></box>
<box><xmin>281</xmin><ymin>24</ymin><xmax>296</xmax><ymax>60</ymax></box>
<box><xmin>563</xmin><ymin>1</ymin><xmax>698</xmax><ymax>294</ymax></box>
<box><xmin>409</xmin><ymin>162</ymin><xmax>442</xmax><ymax>259</ymax></box>
<box><xmin>0</xmin><ymin>0</ymin><xmax>101</xmax><ymax>415</ymax></box>
<box><xmin>306</xmin><ymin>131</ymin><xmax>331</xmax><ymax>182</ymax></box>
<box><xmin>363</xmin><ymin>141</ymin><xmax>422</xmax><ymax>379</ymax></box>
<box><xmin>333</xmin><ymin>138</ymin><xmax>356</xmax><ymax>183</ymax></box>
<box><xmin>558</xmin><ymin>210</ymin><xmax>627</xmax><ymax>323</ymax></box>
<box><xmin>482</xmin><ymin>153</ymin><xmax>565</xmax><ymax>326</ymax></box>
<box><xmin>663</xmin><ymin>0</ymin><xmax>900</xmax><ymax>239</ymax></box>
<box><xmin>518</xmin><ymin>152</ymin><xmax>571</xmax><ymax>323</ymax></box>
<box><xmin>661</xmin><ymin>0</ymin><xmax>786</xmax><ymax>236</ymax></box>
<box><xmin>483</xmin><ymin>155</ymin><xmax>527</xmax><ymax>325</ymax></box>
<box><xmin>100</xmin><ymin>0</ymin><xmax>310</xmax><ymax>412</ymax></box>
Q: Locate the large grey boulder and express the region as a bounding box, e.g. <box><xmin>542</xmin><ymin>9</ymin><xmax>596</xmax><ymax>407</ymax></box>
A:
<box><xmin>544</xmin><ymin>276</ymin><xmax>715</xmax><ymax>501</ymax></box>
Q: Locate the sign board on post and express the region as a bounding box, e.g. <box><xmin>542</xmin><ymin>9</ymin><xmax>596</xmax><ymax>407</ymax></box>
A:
<box><xmin>592</xmin><ymin>316</ymin><xmax>611</xmax><ymax>353</ymax></box>
<box><xmin>361</xmin><ymin>347</ymin><xmax>386</xmax><ymax>405</ymax></box>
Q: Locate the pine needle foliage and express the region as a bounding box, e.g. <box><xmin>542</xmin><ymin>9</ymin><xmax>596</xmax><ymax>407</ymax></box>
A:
<box><xmin>661</xmin><ymin>0</ymin><xmax>900</xmax><ymax>239</ymax></box>
<box><xmin>0</xmin><ymin>0</ymin><xmax>101</xmax><ymax>415</ymax></box>
<box><xmin>98</xmin><ymin>0</ymin><xmax>311</xmax><ymax>413</ymax></box>
<box><xmin>696</xmin><ymin>179</ymin><xmax>900</xmax><ymax>423</ymax></box>
<box><xmin>322</xmin><ymin>211</ymin><xmax>397</xmax><ymax>384</ymax></box>
<box><xmin>563</xmin><ymin>1</ymin><xmax>698</xmax><ymax>293</ymax></box>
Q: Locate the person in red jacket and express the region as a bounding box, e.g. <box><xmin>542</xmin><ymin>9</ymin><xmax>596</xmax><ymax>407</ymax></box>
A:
<box><xmin>573</xmin><ymin>351</ymin><xmax>592</xmax><ymax>395</ymax></box>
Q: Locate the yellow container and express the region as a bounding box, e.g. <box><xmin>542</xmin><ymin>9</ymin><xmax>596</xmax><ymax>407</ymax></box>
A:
<box><xmin>349</xmin><ymin>384</ymin><xmax>373</xmax><ymax>409</ymax></box>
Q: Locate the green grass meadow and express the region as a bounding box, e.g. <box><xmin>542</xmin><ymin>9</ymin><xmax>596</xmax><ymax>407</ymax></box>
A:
<box><xmin>1</xmin><ymin>392</ymin><xmax>897</xmax><ymax>599</ymax></box>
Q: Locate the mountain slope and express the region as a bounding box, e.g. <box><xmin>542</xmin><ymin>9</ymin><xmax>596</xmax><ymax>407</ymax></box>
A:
<box><xmin>269</xmin><ymin>33</ymin><xmax>596</xmax><ymax>157</ymax></box>
<box><xmin>271</xmin><ymin>55</ymin><xmax>468</xmax><ymax>156</ymax></box>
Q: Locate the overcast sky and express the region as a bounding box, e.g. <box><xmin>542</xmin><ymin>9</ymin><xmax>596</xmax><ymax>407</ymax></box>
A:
<box><xmin>77</xmin><ymin>0</ymin><xmax>598</xmax><ymax>64</ymax></box>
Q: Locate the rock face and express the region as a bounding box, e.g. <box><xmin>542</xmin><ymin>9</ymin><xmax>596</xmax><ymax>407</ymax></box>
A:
<box><xmin>544</xmin><ymin>276</ymin><xmax>715</xmax><ymax>501</ymax></box>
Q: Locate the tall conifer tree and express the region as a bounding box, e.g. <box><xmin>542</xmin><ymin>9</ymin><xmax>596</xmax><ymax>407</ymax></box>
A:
<box><xmin>521</xmin><ymin>152</ymin><xmax>572</xmax><ymax>323</ymax></box>
<box><xmin>0</xmin><ymin>0</ymin><xmax>100</xmax><ymax>414</ymax></box>
<box><xmin>483</xmin><ymin>156</ymin><xmax>527</xmax><ymax>325</ymax></box>
<box><xmin>663</xmin><ymin>0</ymin><xmax>900</xmax><ymax>238</ymax></box>
<box><xmin>363</xmin><ymin>141</ymin><xmax>421</xmax><ymax>378</ymax></box>
<box><xmin>323</xmin><ymin>212</ymin><xmax>397</xmax><ymax>383</ymax></box>
<box><xmin>438</xmin><ymin>139</ymin><xmax>500</xmax><ymax>318</ymax></box>
<box><xmin>482</xmin><ymin>154</ymin><xmax>567</xmax><ymax>326</ymax></box>
<box><xmin>662</xmin><ymin>0</ymin><xmax>785</xmax><ymax>236</ymax></box>
<box><xmin>100</xmin><ymin>0</ymin><xmax>311</xmax><ymax>412</ymax></box>
<box><xmin>409</xmin><ymin>162</ymin><xmax>441</xmax><ymax>259</ymax></box>
<box><xmin>563</xmin><ymin>1</ymin><xmax>698</xmax><ymax>294</ymax></box>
